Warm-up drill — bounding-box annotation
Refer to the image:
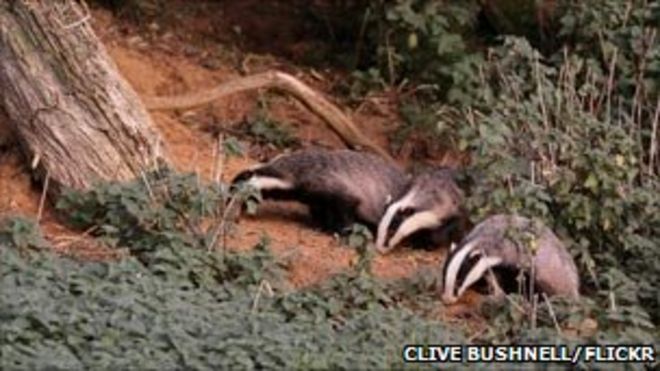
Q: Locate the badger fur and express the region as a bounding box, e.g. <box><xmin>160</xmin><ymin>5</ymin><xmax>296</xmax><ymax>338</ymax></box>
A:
<box><xmin>375</xmin><ymin>168</ymin><xmax>465</xmax><ymax>253</ymax></box>
<box><xmin>440</xmin><ymin>214</ymin><xmax>580</xmax><ymax>304</ymax></box>
<box><xmin>231</xmin><ymin>148</ymin><xmax>410</xmax><ymax>232</ymax></box>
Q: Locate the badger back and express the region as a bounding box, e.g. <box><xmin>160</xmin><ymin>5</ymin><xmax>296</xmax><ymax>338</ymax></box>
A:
<box><xmin>232</xmin><ymin>148</ymin><xmax>409</xmax><ymax>225</ymax></box>
<box><xmin>441</xmin><ymin>214</ymin><xmax>580</xmax><ymax>303</ymax></box>
<box><xmin>530</xmin><ymin>225</ymin><xmax>580</xmax><ymax>298</ymax></box>
<box><xmin>292</xmin><ymin>149</ymin><xmax>409</xmax><ymax>224</ymax></box>
<box><xmin>407</xmin><ymin>169</ymin><xmax>463</xmax><ymax>220</ymax></box>
<box><xmin>474</xmin><ymin>215</ymin><xmax>579</xmax><ymax>298</ymax></box>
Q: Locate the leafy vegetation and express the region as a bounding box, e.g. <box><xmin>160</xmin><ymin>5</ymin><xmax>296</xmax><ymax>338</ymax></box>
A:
<box><xmin>55</xmin><ymin>165</ymin><xmax>241</xmax><ymax>256</ymax></box>
<box><xmin>1</xmin><ymin>172</ymin><xmax>462</xmax><ymax>369</ymax></box>
<box><xmin>2</xmin><ymin>0</ymin><xmax>658</xmax><ymax>368</ymax></box>
<box><xmin>351</xmin><ymin>0</ymin><xmax>484</xmax><ymax>103</ymax></box>
<box><xmin>3</xmin><ymin>162</ymin><xmax>656</xmax><ymax>369</ymax></box>
<box><xmin>0</xmin><ymin>216</ymin><xmax>49</xmax><ymax>251</ymax></box>
<box><xmin>362</xmin><ymin>0</ymin><xmax>659</xmax><ymax>345</ymax></box>
<box><xmin>237</xmin><ymin>100</ymin><xmax>300</xmax><ymax>151</ymax></box>
<box><xmin>452</xmin><ymin>35</ymin><xmax>659</xmax><ymax>325</ymax></box>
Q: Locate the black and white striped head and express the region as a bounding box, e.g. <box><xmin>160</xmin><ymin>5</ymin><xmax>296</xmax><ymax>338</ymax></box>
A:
<box><xmin>233</xmin><ymin>170</ymin><xmax>294</xmax><ymax>192</ymax></box>
<box><xmin>230</xmin><ymin>156</ymin><xmax>295</xmax><ymax>196</ymax></box>
<box><xmin>375</xmin><ymin>169</ymin><xmax>462</xmax><ymax>253</ymax></box>
<box><xmin>440</xmin><ymin>239</ymin><xmax>503</xmax><ymax>304</ymax></box>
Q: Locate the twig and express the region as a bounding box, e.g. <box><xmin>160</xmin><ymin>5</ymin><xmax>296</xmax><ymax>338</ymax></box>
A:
<box><xmin>528</xmin><ymin>250</ymin><xmax>536</xmax><ymax>304</ymax></box>
<box><xmin>634</xmin><ymin>28</ymin><xmax>656</xmax><ymax>177</ymax></box>
<box><xmin>31</xmin><ymin>153</ymin><xmax>41</xmax><ymax>169</ymax></box>
<box><xmin>170</xmin><ymin>204</ymin><xmax>204</xmax><ymax>240</ymax></box>
<box><xmin>51</xmin><ymin>225</ymin><xmax>98</xmax><ymax>242</ymax></box>
<box><xmin>556</xmin><ymin>50</ymin><xmax>566</xmax><ymax>121</ymax></box>
<box><xmin>208</xmin><ymin>192</ymin><xmax>241</xmax><ymax>252</ymax></box>
<box><xmin>531</xmin><ymin>294</ymin><xmax>538</xmax><ymax>331</ymax></box>
<box><xmin>648</xmin><ymin>99</ymin><xmax>659</xmax><ymax>176</ymax></box>
<box><xmin>622</xmin><ymin>1</ymin><xmax>633</xmax><ymax>27</ymax></box>
<box><xmin>251</xmin><ymin>280</ymin><xmax>274</xmax><ymax>313</ymax></box>
<box><xmin>61</xmin><ymin>10</ymin><xmax>90</xmax><ymax>30</ymax></box>
<box><xmin>190</xmin><ymin>149</ymin><xmax>200</xmax><ymax>179</ymax></box>
<box><xmin>139</xmin><ymin>170</ymin><xmax>155</xmax><ymax>202</ymax></box>
<box><xmin>51</xmin><ymin>225</ymin><xmax>100</xmax><ymax>251</ymax></box>
<box><xmin>354</xmin><ymin>94</ymin><xmax>389</xmax><ymax>116</ymax></box>
<box><xmin>212</xmin><ymin>133</ymin><xmax>225</xmax><ymax>184</ymax></box>
<box><xmin>220</xmin><ymin>194</ymin><xmax>240</xmax><ymax>250</ymax></box>
<box><xmin>604</xmin><ymin>48</ymin><xmax>619</xmax><ymax>122</ymax></box>
<box><xmin>53</xmin><ymin>0</ymin><xmax>91</xmax><ymax>30</ymax></box>
<box><xmin>385</xmin><ymin>29</ymin><xmax>396</xmax><ymax>87</ymax></box>
<box><xmin>542</xmin><ymin>293</ymin><xmax>563</xmax><ymax>336</ymax></box>
<box><xmin>37</xmin><ymin>170</ymin><xmax>50</xmax><ymax>223</ymax></box>
<box><xmin>534</xmin><ymin>56</ymin><xmax>550</xmax><ymax>132</ymax></box>
<box><xmin>534</xmin><ymin>56</ymin><xmax>556</xmax><ymax>167</ymax></box>
<box><xmin>467</xmin><ymin>326</ymin><xmax>488</xmax><ymax>342</ymax></box>
<box><xmin>353</xmin><ymin>6</ymin><xmax>371</xmax><ymax>70</ymax></box>
<box><xmin>504</xmin><ymin>294</ymin><xmax>526</xmax><ymax>315</ymax></box>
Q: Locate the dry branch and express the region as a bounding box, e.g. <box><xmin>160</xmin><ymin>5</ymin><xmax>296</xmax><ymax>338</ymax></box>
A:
<box><xmin>143</xmin><ymin>71</ymin><xmax>393</xmax><ymax>161</ymax></box>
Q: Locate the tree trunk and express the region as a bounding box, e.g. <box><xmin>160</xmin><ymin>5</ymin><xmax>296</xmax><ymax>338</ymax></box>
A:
<box><xmin>0</xmin><ymin>0</ymin><xmax>164</xmax><ymax>193</ymax></box>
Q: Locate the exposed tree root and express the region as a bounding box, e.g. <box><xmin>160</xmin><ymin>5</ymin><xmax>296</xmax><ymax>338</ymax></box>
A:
<box><xmin>143</xmin><ymin>71</ymin><xmax>393</xmax><ymax>161</ymax></box>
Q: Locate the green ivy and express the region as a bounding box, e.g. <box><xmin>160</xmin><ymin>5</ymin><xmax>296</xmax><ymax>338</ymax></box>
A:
<box><xmin>0</xmin><ymin>219</ymin><xmax>460</xmax><ymax>370</ymax></box>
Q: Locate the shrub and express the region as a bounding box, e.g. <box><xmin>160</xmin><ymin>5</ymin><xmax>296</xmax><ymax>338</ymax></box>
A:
<box><xmin>0</xmin><ymin>215</ymin><xmax>49</xmax><ymax>251</ymax></box>
<box><xmin>378</xmin><ymin>0</ymin><xmax>658</xmax><ymax>342</ymax></box>
<box><xmin>0</xmin><ymin>215</ymin><xmax>462</xmax><ymax>369</ymax></box>
<box><xmin>334</xmin><ymin>0</ymin><xmax>482</xmax><ymax>104</ymax></box>
<box><xmin>1</xmin><ymin>166</ymin><xmax>470</xmax><ymax>369</ymax></box>
<box><xmin>422</xmin><ymin>35</ymin><xmax>658</xmax><ymax>339</ymax></box>
<box><xmin>238</xmin><ymin>100</ymin><xmax>300</xmax><ymax>151</ymax></box>
<box><xmin>54</xmin><ymin>165</ymin><xmax>253</xmax><ymax>258</ymax></box>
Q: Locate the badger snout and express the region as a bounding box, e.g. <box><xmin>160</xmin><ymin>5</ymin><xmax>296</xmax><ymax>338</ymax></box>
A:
<box><xmin>441</xmin><ymin>292</ymin><xmax>459</xmax><ymax>305</ymax></box>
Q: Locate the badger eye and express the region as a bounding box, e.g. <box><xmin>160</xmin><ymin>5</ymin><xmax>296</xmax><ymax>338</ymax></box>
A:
<box><xmin>387</xmin><ymin>207</ymin><xmax>417</xmax><ymax>237</ymax></box>
<box><xmin>400</xmin><ymin>207</ymin><xmax>416</xmax><ymax>217</ymax></box>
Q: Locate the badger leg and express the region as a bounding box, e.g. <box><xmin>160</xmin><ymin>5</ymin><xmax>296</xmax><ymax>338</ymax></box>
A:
<box><xmin>308</xmin><ymin>194</ymin><xmax>359</xmax><ymax>233</ymax></box>
<box><xmin>309</xmin><ymin>202</ymin><xmax>334</xmax><ymax>231</ymax></box>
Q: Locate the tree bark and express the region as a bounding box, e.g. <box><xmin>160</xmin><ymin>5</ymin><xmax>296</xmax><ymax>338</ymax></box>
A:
<box><xmin>0</xmin><ymin>0</ymin><xmax>164</xmax><ymax>193</ymax></box>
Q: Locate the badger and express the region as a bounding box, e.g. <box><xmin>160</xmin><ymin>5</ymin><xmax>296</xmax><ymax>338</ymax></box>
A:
<box><xmin>231</xmin><ymin>148</ymin><xmax>410</xmax><ymax>232</ymax></box>
<box><xmin>375</xmin><ymin>168</ymin><xmax>465</xmax><ymax>253</ymax></box>
<box><xmin>440</xmin><ymin>214</ymin><xmax>580</xmax><ymax>304</ymax></box>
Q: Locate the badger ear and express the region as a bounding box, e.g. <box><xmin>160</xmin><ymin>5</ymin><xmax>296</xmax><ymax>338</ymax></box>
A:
<box><xmin>450</xmin><ymin>242</ymin><xmax>458</xmax><ymax>252</ymax></box>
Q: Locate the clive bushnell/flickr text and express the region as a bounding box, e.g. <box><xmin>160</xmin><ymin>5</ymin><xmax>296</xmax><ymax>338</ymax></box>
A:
<box><xmin>402</xmin><ymin>344</ymin><xmax>655</xmax><ymax>365</ymax></box>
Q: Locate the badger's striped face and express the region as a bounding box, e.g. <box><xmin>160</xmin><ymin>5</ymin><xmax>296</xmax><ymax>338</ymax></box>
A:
<box><xmin>230</xmin><ymin>165</ymin><xmax>296</xmax><ymax>213</ymax></box>
<box><xmin>375</xmin><ymin>189</ymin><xmax>442</xmax><ymax>253</ymax></box>
<box><xmin>440</xmin><ymin>240</ymin><xmax>503</xmax><ymax>304</ymax></box>
<box><xmin>232</xmin><ymin>163</ymin><xmax>295</xmax><ymax>193</ymax></box>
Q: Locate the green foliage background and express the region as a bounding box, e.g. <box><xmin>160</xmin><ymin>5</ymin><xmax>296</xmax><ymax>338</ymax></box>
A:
<box><xmin>366</xmin><ymin>0</ymin><xmax>659</xmax><ymax>343</ymax></box>
<box><xmin>2</xmin><ymin>0</ymin><xmax>659</xmax><ymax>369</ymax></box>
